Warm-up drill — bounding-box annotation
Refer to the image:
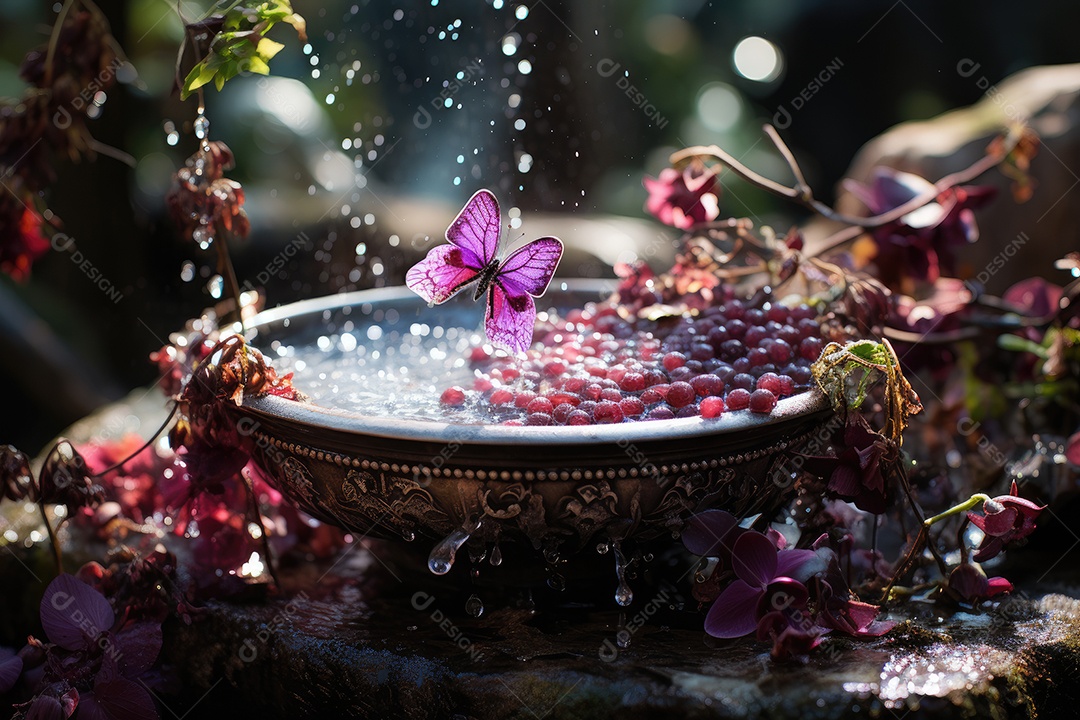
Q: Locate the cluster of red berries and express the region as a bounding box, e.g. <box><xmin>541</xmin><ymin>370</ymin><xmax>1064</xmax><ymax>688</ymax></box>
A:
<box><xmin>439</xmin><ymin>297</ymin><xmax>824</xmax><ymax>426</ymax></box>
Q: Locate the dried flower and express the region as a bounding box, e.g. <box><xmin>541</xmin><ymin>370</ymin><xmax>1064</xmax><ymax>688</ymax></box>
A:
<box><xmin>643</xmin><ymin>162</ymin><xmax>720</xmax><ymax>230</ymax></box>
<box><xmin>39</xmin><ymin>441</ymin><xmax>105</xmax><ymax>515</ymax></box>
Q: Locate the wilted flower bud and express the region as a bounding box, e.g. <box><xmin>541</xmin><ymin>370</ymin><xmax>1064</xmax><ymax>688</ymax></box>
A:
<box><xmin>38</xmin><ymin>440</ymin><xmax>105</xmax><ymax>514</ymax></box>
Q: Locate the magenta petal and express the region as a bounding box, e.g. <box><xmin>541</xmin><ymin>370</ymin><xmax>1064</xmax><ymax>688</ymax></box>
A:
<box><xmin>93</xmin><ymin>678</ymin><xmax>160</xmax><ymax>720</ymax></box>
<box><xmin>972</xmin><ymin>536</ymin><xmax>1005</xmax><ymax>563</ymax></box>
<box><xmin>776</xmin><ymin>549</ymin><xmax>824</xmax><ymax>583</ymax></box>
<box><xmin>1066</xmin><ymin>432</ymin><xmax>1080</xmax><ymax>467</ymax></box>
<box><xmin>40</xmin><ymin>574</ymin><xmax>115</xmax><ymax>651</ymax></box>
<box><xmin>758</xmin><ymin>578</ymin><xmax>809</xmax><ymax>616</ymax></box>
<box><xmin>981</xmin><ymin>507</ymin><xmax>1019</xmax><ymax>536</ymax></box>
<box><xmin>25</xmin><ymin>696</ymin><xmax>63</xmax><ymax>720</ymax></box>
<box><xmin>682</xmin><ymin>510</ymin><xmax>740</xmax><ymax>557</ymax></box>
<box><xmin>0</xmin><ymin>654</ymin><xmax>22</xmax><ymax>692</ymax></box>
<box><xmin>987</xmin><ymin>576</ymin><xmax>1014</xmax><ymax>597</ymax></box>
<box><xmin>114</xmin><ymin>622</ymin><xmax>163</xmax><ymax>678</ymax></box>
<box><xmin>704</xmin><ymin>580</ymin><xmax>763</xmax><ymax>638</ymax></box>
<box><xmin>845</xmin><ymin>600</ymin><xmax>887</xmax><ymax>633</ymax></box>
<box><xmin>827</xmin><ymin>465</ymin><xmax>862</xmax><ymax>497</ymax></box>
<box><xmin>730</xmin><ymin>532</ymin><xmax>778</xmax><ymax>587</ymax></box>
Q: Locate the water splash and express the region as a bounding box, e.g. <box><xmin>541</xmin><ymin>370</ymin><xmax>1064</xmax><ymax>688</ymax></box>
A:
<box><xmin>613</xmin><ymin>541</ymin><xmax>634</xmax><ymax>606</ymax></box>
<box><xmin>465</xmin><ymin>593</ymin><xmax>484</xmax><ymax>618</ymax></box>
<box><xmin>428</xmin><ymin>517</ymin><xmax>481</xmax><ymax>575</ymax></box>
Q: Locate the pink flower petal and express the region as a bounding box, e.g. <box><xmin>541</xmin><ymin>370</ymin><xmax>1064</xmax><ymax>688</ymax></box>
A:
<box><xmin>682</xmin><ymin>510</ymin><xmax>740</xmax><ymax>557</ymax></box>
<box><xmin>981</xmin><ymin>506</ymin><xmax>1019</xmax><ymax>536</ymax></box>
<box><xmin>776</xmin><ymin>549</ymin><xmax>824</xmax><ymax>582</ymax></box>
<box><xmin>40</xmin><ymin>574</ymin><xmax>115</xmax><ymax>651</ymax></box>
<box><xmin>987</xmin><ymin>576</ymin><xmax>1014</xmax><ymax>597</ymax></box>
<box><xmin>730</xmin><ymin>532</ymin><xmax>778</xmax><ymax>588</ymax></box>
<box><xmin>704</xmin><ymin>580</ymin><xmax>763</xmax><ymax>639</ymax></box>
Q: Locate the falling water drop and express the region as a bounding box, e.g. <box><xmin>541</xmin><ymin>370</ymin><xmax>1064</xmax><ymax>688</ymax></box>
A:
<box><xmin>613</xmin><ymin>542</ymin><xmax>633</xmax><ymax>606</ymax></box>
<box><xmin>194</xmin><ymin>115</ymin><xmax>210</xmax><ymax>140</ymax></box>
<box><xmin>616</xmin><ymin>627</ymin><xmax>631</xmax><ymax>649</ymax></box>
<box><xmin>428</xmin><ymin>518</ymin><xmax>481</xmax><ymax>575</ymax></box>
<box><xmin>465</xmin><ymin>593</ymin><xmax>484</xmax><ymax>618</ymax></box>
<box><xmin>207</xmin><ymin>275</ymin><xmax>224</xmax><ymax>299</ymax></box>
<box><xmin>489</xmin><ymin>539</ymin><xmax>503</xmax><ymax>566</ymax></box>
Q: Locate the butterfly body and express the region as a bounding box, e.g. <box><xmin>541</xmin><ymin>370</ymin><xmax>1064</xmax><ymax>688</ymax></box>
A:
<box><xmin>406</xmin><ymin>190</ymin><xmax>563</xmax><ymax>354</ymax></box>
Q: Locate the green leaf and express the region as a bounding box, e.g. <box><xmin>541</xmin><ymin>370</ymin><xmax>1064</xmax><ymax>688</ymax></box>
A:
<box><xmin>181</xmin><ymin>61</ymin><xmax>218</xmax><ymax>99</ymax></box>
<box><xmin>997</xmin><ymin>333</ymin><xmax>1048</xmax><ymax>358</ymax></box>
<box><xmin>256</xmin><ymin>37</ymin><xmax>285</xmax><ymax>61</ymax></box>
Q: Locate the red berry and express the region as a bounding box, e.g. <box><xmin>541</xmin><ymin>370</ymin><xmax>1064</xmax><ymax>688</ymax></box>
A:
<box><xmin>440</xmin><ymin>386</ymin><xmax>467</xmax><ymax>406</ymax></box>
<box><xmin>490</xmin><ymin>388</ymin><xmax>514</xmax><ymax>406</ymax></box>
<box><xmin>756</xmin><ymin>372</ymin><xmax>783</xmax><ymax>395</ymax></box>
<box><xmin>777</xmin><ymin>375</ymin><xmax>795</xmax><ymax>396</ymax></box>
<box><xmin>799</xmin><ymin>336</ymin><xmax>823</xmax><ymax>361</ymax></box>
<box><xmin>620</xmin><ymin>397</ymin><xmax>645</xmax><ymax>418</ymax></box>
<box><xmin>646</xmin><ymin>406</ymin><xmax>675</xmax><ymax>421</ymax></box>
<box><xmin>526</xmin><ymin>397</ymin><xmax>554</xmax><ymax>415</ymax></box>
<box><xmin>526</xmin><ymin>412</ymin><xmax>552</xmax><ymax>426</ymax></box>
<box><xmin>748</xmin><ymin>389</ymin><xmax>777</xmax><ymax>413</ymax></box>
<box><xmin>620</xmin><ymin>372</ymin><xmax>646</xmax><ymax>392</ymax></box>
<box><xmin>643</xmin><ymin>370</ymin><xmax>667</xmax><ymax>387</ymax></box>
<box><xmin>662</xmin><ymin>352</ymin><xmax>687</xmax><ymax>371</ymax></box>
<box><xmin>600</xmin><ymin>388</ymin><xmax>623</xmax><ymax>402</ymax></box>
<box><xmin>690</xmin><ymin>374</ymin><xmax>724</xmax><ymax>397</ymax></box>
<box><xmin>514</xmin><ymin>391</ymin><xmax>537</xmax><ymax>409</ymax></box>
<box><xmin>544</xmin><ymin>360</ymin><xmax>567</xmax><ymax>376</ymax></box>
<box><xmin>700</xmin><ymin>396</ymin><xmax>725</xmax><ymax>418</ymax></box>
<box><xmin>606</xmin><ymin>365</ymin><xmax>628</xmax><ymax>383</ymax></box>
<box><xmin>473</xmin><ymin>377</ymin><xmax>494</xmax><ymax>392</ymax></box>
<box><xmin>640</xmin><ymin>387</ymin><xmax>665</xmax><ymax>405</ymax></box>
<box><xmin>675</xmin><ymin>404</ymin><xmax>700</xmax><ymax>418</ymax></box>
<box><xmin>594</xmin><ymin>401</ymin><xmax>624</xmax><ymax>423</ymax></box>
<box><xmin>553</xmin><ymin>403</ymin><xmax>576</xmax><ymax>424</ymax></box>
<box><xmin>566</xmin><ymin>409</ymin><xmax>593</xmax><ymax>425</ymax></box>
<box><xmin>564</xmin><ymin>376</ymin><xmax>587</xmax><ymax>393</ymax></box>
<box><xmin>547</xmin><ymin>392</ymin><xmax>581</xmax><ymax>407</ymax></box>
<box><xmin>767</xmin><ymin>339</ymin><xmax>792</xmax><ymax>364</ymax></box>
<box><xmin>667</xmin><ymin>381</ymin><xmax>696</xmax><ymax>408</ymax></box>
<box><xmin>726</xmin><ymin>388</ymin><xmax>751</xmax><ymax>410</ymax></box>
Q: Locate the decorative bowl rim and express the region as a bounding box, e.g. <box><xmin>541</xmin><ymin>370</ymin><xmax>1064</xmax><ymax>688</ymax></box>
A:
<box><xmin>242</xmin><ymin>281</ymin><xmax>830</xmax><ymax>447</ymax></box>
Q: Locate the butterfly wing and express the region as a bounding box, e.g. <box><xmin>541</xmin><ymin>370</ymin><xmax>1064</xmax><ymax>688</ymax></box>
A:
<box><xmin>405</xmin><ymin>244</ymin><xmax>484</xmax><ymax>305</ymax></box>
<box><xmin>447</xmin><ymin>189</ymin><xmax>501</xmax><ymax>268</ymax></box>
<box><xmin>483</xmin><ymin>237</ymin><xmax>563</xmax><ymax>353</ymax></box>
<box><xmin>485</xmin><ymin>281</ymin><xmax>537</xmax><ymax>355</ymax></box>
<box><xmin>495</xmin><ymin>236</ymin><xmax>563</xmax><ymax>297</ymax></box>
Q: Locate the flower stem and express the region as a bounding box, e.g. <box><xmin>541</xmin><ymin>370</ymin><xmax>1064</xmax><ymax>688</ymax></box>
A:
<box><xmin>923</xmin><ymin>494</ymin><xmax>991</xmax><ymax>528</ymax></box>
<box><xmin>43</xmin><ymin>0</ymin><xmax>76</xmax><ymax>88</ymax></box>
<box><xmin>38</xmin><ymin>501</ymin><xmax>62</xmax><ymax>575</ymax></box>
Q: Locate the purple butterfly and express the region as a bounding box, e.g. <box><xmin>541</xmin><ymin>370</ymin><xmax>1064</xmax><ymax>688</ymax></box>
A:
<box><xmin>406</xmin><ymin>189</ymin><xmax>563</xmax><ymax>354</ymax></box>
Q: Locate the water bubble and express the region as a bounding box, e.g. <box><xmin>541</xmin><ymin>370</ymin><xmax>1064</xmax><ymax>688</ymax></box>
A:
<box><xmin>207</xmin><ymin>275</ymin><xmax>224</xmax><ymax>299</ymax></box>
<box><xmin>465</xmin><ymin>593</ymin><xmax>484</xmax><ymax>617</ymax></box>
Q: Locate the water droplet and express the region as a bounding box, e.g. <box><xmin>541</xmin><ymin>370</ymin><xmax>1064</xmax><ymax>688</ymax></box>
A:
<box><xmin>207</xmin><ymin>275</ymin><xmax>224</xmax><ymax>299</ymax></box>
<box><xmin>465</xmin><ymin>593</ymin><xmax>484</xmax><ymax>617</ymax></box>
<box><xmin>616</xmin><ymin>628</ymin><xmax>631</xmax><ymax>649</ymax></box>
<box><xmin>489</xmin><ymin>540</ymin><xmax>503</xmax><ymax>566</ymax></box>
<box><xmin>547</xmin><ymin>572</ymin><xmax>566</xmax><ymax>591</ymax></box>
<box><xmin>613</xmin><ymin>542</ymin><xmax>633</xmax><ymax>606</ymax></box>
<box><xmin>596</xmin><ymin>541</ymin><xmax>610</xmax><ymax>555</ymax></box>
<box><xmin>194</xmin><ymin>115</ymin><xmax>210</xmax><ymax>140</ymax></box>
<box><xmin>428</xmin><ymin>518</ymin><xmax>481</xmax><ymax>575</ymax></box>
<box><xmin>400</xmin><ymin>529</ymin><xmax>415</xmax><ymax>542</ymax></box>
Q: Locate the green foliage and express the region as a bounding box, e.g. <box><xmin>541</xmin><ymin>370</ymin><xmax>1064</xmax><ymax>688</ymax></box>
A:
<box><xmin>181</xmin><ymin>0</ymin><xmax>306</xmax><ymax>99</ymax></box>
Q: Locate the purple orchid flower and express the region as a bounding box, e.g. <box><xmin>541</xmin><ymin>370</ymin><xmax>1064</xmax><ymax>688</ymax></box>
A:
<box><xmin>704</xmin><ymin>531</ymin><xmax>819</xmax><ymax>638</ymax></box>
<box><xmin>643</xmin><ymin>163</ymin><xmax>721</xmax><ymax>230</ymax></box>
<box><xmin>967</xmin><ymin>481</ymin><xmax>1045</xmax><ymax>562</ymax></box>
<box><xmin>844</xmin><ymin>167</ymin><xmax>995</xmax><ymax>286</ymax></box>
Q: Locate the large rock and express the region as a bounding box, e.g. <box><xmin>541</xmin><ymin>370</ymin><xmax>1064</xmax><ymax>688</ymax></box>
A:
<box><xmin>838</xmin><ymin>63</ymin><xmax>1080</xmax><ymax>292</ymax></box>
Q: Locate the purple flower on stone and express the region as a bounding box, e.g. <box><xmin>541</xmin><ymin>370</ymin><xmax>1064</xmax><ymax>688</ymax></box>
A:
<box><xmin>704</xmin><ymin>531</ymin><xmax>818</xmax><ymax>639</ymax></box>
<box><xmin>844</xmin><ymin>167</ymin><xmax>995</xmax><ymax>286</ymax></box>
<box><xmin>947</xmin><ymin>562</ymin><xmax>1013</xmax><ymax>604</ymax></box>
<box><xmin>967</xmin><ymin>481</ymin><xmax>1044</xmax><ymax>562</ymax></box>
<box><xmin>38</xmin><ymin>574</ymin><xmax>161</xmax><ymax>720</ymax></box>
<box><xmin>643</xmin><ymin>162</ymin><xmax>720</xmax><ymax>230</ymax></box>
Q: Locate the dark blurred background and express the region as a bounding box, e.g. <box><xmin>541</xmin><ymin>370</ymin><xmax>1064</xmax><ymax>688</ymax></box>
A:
<box><xmin>2</xmin><ymin>0</ymin><xmax>1078</xmax><ymax>451</ymax></box>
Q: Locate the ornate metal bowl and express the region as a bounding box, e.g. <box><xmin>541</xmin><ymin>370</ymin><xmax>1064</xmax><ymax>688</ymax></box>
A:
<box><xmin>232</xmin><ymin>281</ymin><xmax>832</xmax><ymax>586</ymax></box>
